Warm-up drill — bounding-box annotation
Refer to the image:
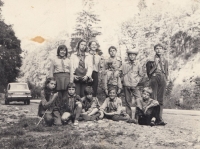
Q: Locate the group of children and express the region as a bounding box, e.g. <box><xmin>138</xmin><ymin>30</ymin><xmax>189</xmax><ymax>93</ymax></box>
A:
<box><xmin>38</xmin><ymin>43</ymin><xmax>167</xmax><ymax>127</ymax></box>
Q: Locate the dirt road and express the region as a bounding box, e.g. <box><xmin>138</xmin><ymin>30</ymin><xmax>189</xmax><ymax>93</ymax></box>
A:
<box><xmin>0</xmin><ymin>100</ymin><xmax>200</xmax><ymax>149</ymax></box>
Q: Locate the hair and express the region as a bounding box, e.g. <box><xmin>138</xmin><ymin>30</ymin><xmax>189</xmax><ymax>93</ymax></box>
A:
<box><xmin>76</xmin><ymin>39</ymin><xmax>87</xmax><ymax>52</ymax></box>
<box><xmin>88</xmin><ymin>40</ymin><xmax>100</xmax><ymax>52</ymax></box>
<box><xmin>142</xmin><ymin>87</ymin><xmax>153</xmax><ymax>96</ymax></box>
<box><xmin>43</xmin><ymin>77</ymin><xmax>57</xmax><ymax>101</ymax></box>
<box><xmin>108</xmin><ymin>46</ymin><xmax>117</xmax><ymax>54</ymax></box>
<box><xmin>57</xmin><ymin>45</ymin><xmax>68</xmax><ymax>57</ymax></box>
<box><xmin>84</xmin><ymin>86</ymin><xmax>93</xmax><ymax>95</ymax></box>
<box><xmin>154</xmin><ymin>43</ymin><xmax>164</xmax><ymax>51</ymax></box>
<box><xmin>108</xmin><ymin>86</ymin><xmax>117</xmax><ymax>94</ymax></box>
<box><xmin>67</xmin><ymin>83</ymin><xmax>76</xmax><ymax>90</ymax></box>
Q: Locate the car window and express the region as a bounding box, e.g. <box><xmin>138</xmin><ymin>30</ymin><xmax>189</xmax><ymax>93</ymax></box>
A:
<box><xmin>10</xmin><ymin>84</ymin><xmax>28</xmax><ymax>90</ymax></box>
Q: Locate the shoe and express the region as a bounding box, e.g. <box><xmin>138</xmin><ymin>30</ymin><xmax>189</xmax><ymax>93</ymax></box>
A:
<box><xmin>74</xmin><ymin>120</ymin><xmax>79</xmax><ymax>126</ymax></box>
<box><xmin>156</xmin><ymin>121</ymin><xmax>167</xmax><ymax>126</ymax></box>
<box><xmin>127</xmin><ymin>118</ymin><xmax>137</xmax><ymax>124</ymax></box>
<box><xmin>150</xmin><ymin>120</ymin><xmax>155</xmax><ymax>127</ymax></box>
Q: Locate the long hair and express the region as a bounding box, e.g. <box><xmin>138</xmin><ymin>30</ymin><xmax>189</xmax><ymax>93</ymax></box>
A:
<box><xmin>57</xmin><ymin>45</ymin><xmax>68</xmax><ymax>57</ymax></box>
<box><xmin>76</xmin><ymin>39</ymin><xmax>87</xmax><ymax>53</ymax></box>
<box><xmin>43</xmin><ymin>77</ymin><xmax>57</xmax><ymax>101</ymax></box>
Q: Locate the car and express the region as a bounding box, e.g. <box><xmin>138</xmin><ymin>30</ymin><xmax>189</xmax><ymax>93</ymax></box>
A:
<box><xmin>4</xmin><ymin>82</ymin><xmax>32</xmax><ymax>105</ymax></box>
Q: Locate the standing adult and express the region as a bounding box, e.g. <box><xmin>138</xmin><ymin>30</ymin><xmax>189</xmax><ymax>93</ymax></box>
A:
<box><xmin>149</xmin><ymin>43</ymin><xmax>168</xmax><ymax>125</ymax></box>
<box><xmin>70</xmin><ymin>39</ymin><xmax>93</xmax><ymax>97</ymax></box>
<box><xmin>49</xmin><ymin>45</ymin><xmax>70</xmax><ymax>100</ymax></box>
<box><xmin>88</xmin><ymin>40</ymin><xmax>102</xmax><ymax>97</ymax></box>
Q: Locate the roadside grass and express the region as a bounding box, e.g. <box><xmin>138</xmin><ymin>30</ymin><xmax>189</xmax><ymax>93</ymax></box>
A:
<box><xmin>0</xmin><ymin>117</ymin><xmax>112</xmax><ymax>149</ymax></box>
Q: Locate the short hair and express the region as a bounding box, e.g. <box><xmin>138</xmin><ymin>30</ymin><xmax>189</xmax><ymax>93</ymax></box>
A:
<box><xmin>142</xmin><ymin>87</ymin><xmax>153</xmax><ymax>95</ymax></box>
<box><xmin>108</xmin><ymin>46</ymin><xmax>117</xmax><ymax>54</ymax></box>
<box><xmin>57</xmin><ymin>45</ymin><xmax>68</xmax><ymax>57</ymax></box>
<box><xmin>67</xmin><ymin>83</ymin><xmax>76</xmax><ymax>90</ymax></box>
<box><xmin>108</xmin><ymin>86</ymin><xmax>117</xmax><ymax>94</ymax></box>
<box><xmin>84</xmin><ymin>86</ymin><xmax>93</xmax><ymax>95</ymax></box>
<box><xmin>76</xmin><ymin>39</ymin><xmax>87</xmax><ymax>52</ymax></box>
<box><xmin>88</xmin><ymin>40</ymin><xmax>100</xmax><ymax>51</ymax></box>
<box><xmin>154</xmin><ymin>43</ymin><xmax>164</xmax><ymax>51</ymax></box>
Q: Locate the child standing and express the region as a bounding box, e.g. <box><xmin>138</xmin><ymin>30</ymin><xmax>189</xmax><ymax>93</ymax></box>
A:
<box><xmin>99</xmin><ymin>87</ymin><xmax>132</xmax><ymax>122</ymax></box>
<box><xmin>104</xmin><ymin>61</ymin><xmax>122</xmax><ymax>96</ymax></box>
<box><xmin>122</xmin><ymin>49</ymin><xmax>144</xmax><ymax>122</ymax></box>
<box><xmin>80</xmin><ymin>86</ymin><xmax>100</xmax><ymax>121</ymax></box>
<box><xmin>60</xmin><ymin>83</ymin><xmax>82</xmax><ymax>126</ymax></box>
<box><xmin>39</xmin><ymin>77</ymin><xmax>62</xmax><ymax>126</ymax></box>
<box><xmin>135</xmin><ymin>87</ymin><xmax>162</xmax><ymax>126</ymax></box>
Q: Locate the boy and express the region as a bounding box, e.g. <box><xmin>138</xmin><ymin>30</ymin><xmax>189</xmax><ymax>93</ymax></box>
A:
<box><xmin>99</xmin><ymin>87</ymin><xmax>131</xmax><ymax>122</ymax></box>
<box><xmin>80</xmin><ymin>86</ymin><xmax>100</xmax><ymax>121</ymax></box>
<box><xmin>135</xmin><ymin>87</ymin><xmax>161</xmax><ymax>126</ymax></box>
<box><xmin>148</xmin><ymin>43</ymin><xmax>168</xmax><ymax>125</ymax></box>
<box><xmin>122</xmin><ymin>49</ymin><xmax>144</xmax><ymax>122</ymax></box>
<box><xmin>60</xmin><ymin>83</ymin><xmax>82</xmax><ymax>126</ymax></box>
<box><xmin>104</xmin><ymin>61</ymin><xmax>122</xmax><ymax>96</ymax></box>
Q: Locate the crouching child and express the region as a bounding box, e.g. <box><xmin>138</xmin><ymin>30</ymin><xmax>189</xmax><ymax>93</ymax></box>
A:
<box><xmin>99</xmin><ymin>87</ymin><xmax>134</xmax><ymax>122</ymax></box>
<box><xmin>80</xmin><ymin>86</ymin><xmax>101</xmax><ymax>121</ymax></box>
<box><xmin>60</xmin><ymin>83</ymin><xmax>82</xmax><ymax>126</ymax></box>
<box><xmin>135</xmin><ymin>87</ymin><xmax>162</xmax><ymax>126</ymax></box>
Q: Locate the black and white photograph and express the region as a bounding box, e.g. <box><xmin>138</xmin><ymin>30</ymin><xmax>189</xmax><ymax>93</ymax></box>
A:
<box><xmin>0</xmin><ymin>0</ymin><xmax>200</xmax><ymax>148</ymax></box>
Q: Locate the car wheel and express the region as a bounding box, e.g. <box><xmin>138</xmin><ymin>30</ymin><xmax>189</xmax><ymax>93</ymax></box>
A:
<box><xmin>24</xmin><ymin>101</ymin><xmax>27</xmax><ymax>105</ymax></box>
<box><xmin>27</xmin><ymin>100</ymin><xmax>30</xmax><ymax>105</ymax></box>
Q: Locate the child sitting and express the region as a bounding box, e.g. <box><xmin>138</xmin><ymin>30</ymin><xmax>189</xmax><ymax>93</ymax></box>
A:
<box><xmin>104</xmin><ymin>61</ymin><xmax>122</xmax><ymax>96</ymax></box>
<box><xmin>99</xmin><ymin>87</ymin><xmax>133</xmax><ymax>122</ymax></box>
<box><xmin>38</xmin><ymin>77</ymin><xmax>61</xmax><ymax>126</ymax></box>
<box><xmin>135</xmin><ymin>87</ymin><xmax>162</xmax><ymax>126</ymax></box>
<box><xmin>60</xmin><ymin>83</ymin><xmax>82</xmax><ymax>126</ymax></box>
<box><xmin>80</xmin><ymin>86</ymin><xmax>100</xmax><ymax>121</ymax></box>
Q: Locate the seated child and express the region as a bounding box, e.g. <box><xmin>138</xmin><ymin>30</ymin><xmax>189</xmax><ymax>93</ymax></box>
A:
<box><xmin>80</xmin><ymin>86</ymin><xmax>100</xmax><ymax>121</ymax></box>
<box><xmin>99</xmin><ymin>87</ymin><xmax>132</xmax><ymax>122</ymax></box>
<box><xmin>38</xmin><ymin>77</ymin><xmax>62</xmax><ymax>126</ymax></box>
<box><xmin>60</xmin><ymin>83</ymin><xmax>82</xmax><ymax>126</ymax></box>
<box><xmin>104</xmin><ymin>61</ymin><xmax>122</xmax><ymax>96</ymax></box>
<box><xmin>135</xmin><ymin>87</ymin><xmax>162</xmax><ymax>126</ymax></box>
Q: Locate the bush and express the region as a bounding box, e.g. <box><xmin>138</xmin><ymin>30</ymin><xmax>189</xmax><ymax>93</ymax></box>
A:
<box><xmin>184</xmin><ymin>53</ymin><xmax>191</xmax><ymax>60</ymax></box>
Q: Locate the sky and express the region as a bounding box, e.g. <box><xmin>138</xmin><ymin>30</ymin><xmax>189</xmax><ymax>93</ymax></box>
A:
<box><xmin>1</xmin><ymin>0</ymin><xmax>193</xmax><ymax>57</ymax></box>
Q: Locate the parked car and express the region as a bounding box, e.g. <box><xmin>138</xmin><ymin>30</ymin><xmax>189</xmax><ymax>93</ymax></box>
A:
<box><xmin>4</xmin><ymin>83</ymin><xmax>32</xmax><ymax>105</ymax></box>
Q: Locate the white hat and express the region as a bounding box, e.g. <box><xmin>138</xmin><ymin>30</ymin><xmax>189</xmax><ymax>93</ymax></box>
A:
<box><xmin>126</xmin><ymin>49</ymin><xmax>138</xmax><ymax>54</ymax></box>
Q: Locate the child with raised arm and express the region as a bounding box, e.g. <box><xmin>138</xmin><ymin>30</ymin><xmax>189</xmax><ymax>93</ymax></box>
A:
<box><xmin>135</xmin><ymin>87</ymin><xmax>162</xmax><ymax>126</ymax></box>
<box><xmin>99</xmin><ymin>87</ymin><xmax>133</xmax><ymax>122</ymax></box>
<box><xmin>80</xmin><ymin>86</ymin><xmax>100</xmax><ymax>121</ymax></box>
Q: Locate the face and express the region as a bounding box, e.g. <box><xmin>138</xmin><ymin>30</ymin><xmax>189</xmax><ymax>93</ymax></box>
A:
<box><xmin>86</xmin><ymin>94</ymin><xmax>93</xmax><ymax>100</ymax></box>
<box><xmin>47</xmin><ymin>80</ymin><xmax>56</xmax><ymax>90</ymax></box>
<box><xmin>90</xmin><ymin>42</ymin><xmax>97</xmax><ymax>51</ymax></box>
<box><xmin>142</xmin><ymin>90</ymin><xmax>150</xmax><ymax>100</ymax></box>
<box><xmin>68</xmin><ymin>88</ymin><xmax>76</xmax><ymax>96</ymax></box>
<box><xmin>128</xmin><ymin>53</ymin><xmax>137</xmax><ymax>61</ymax></box>
<box><xmin>59</xmin><ymin>48</ymin><xmax>66</xmax><ymax>57</ymax></box>
<box><xmin>79</xmin><ymin>41</ymin><xmax>86</xmax><ymax>52</ymax></box>
<box><xmin>109</xmin><ymin>48</ymin><xmax>117</xmax><ymax>58</ymax></box>
<box><xmin>108</xmin><ymin>89</ymin><xmax>117</xmax><ymax>100</ymax></box>
<box><xmin>155</xmin><ymin>46</ymin><xmax>163</xmax><ymax>56</ymax></box>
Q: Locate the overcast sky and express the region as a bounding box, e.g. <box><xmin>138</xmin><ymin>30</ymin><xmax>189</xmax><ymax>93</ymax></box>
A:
<box><xmin>1</xmin><ymin>0</ymin><xmax>193</xmax><ymax>56</ymax></box>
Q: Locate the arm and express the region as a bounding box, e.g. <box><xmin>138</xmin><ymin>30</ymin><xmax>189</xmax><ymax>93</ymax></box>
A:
<box><xmin>85</xmin><ymin>55</ymin><xmax>93</xmax><ymax>78</ymax></box>
<box><xmin>41</xmin><ymin>91</ymin><xmax>58</xmax><ymax>109</ymax></box>
<box><xmin>104</xmin><ymin>72</ymin><xmax>108</xmax><ymax>94</ymax></box>
<box><xmin>99</xmin><ymin>98</ymin><xmax>108</xmax><ymax>118</ymax></box>
<box><xmin>70</xmin><ymin>55</ymin><xmax>75</xmax><ymax>83</ymax></box>
<box><xmin>49</xmin><ymin>59</ymin><xmax>54</xmax><ymax>78</ymax></box>
<box><xmin>117</xmin><ymin>72</ymin><xmax>122</xmax><ymax>94</ymax></box>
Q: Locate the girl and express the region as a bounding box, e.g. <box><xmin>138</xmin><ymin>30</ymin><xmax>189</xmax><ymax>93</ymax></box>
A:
<box><xmin>99</xmin><ymin>87</ymin><xmax>133</xmax><ymax>122</ymax></box>
<box><xmin>70</xmin><ymin>39</ymin><xmax>93</xmax><ymax>97</ymax></box>
<box><xmin>39</xmin><ymin>77</ymin><xmax>62</xmax><ymax>126</ymax></box>
<box><xmin>49</xmin><ymin>45</ymin><xmax>70</xmax><ymax>100</ymax></box>
<box><xmin>88</xmin><ymin>40</ymin><xmax>102</xmax><ymax>97</ymax></box>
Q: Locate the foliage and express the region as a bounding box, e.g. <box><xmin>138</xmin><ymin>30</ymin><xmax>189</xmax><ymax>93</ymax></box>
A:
<box><xmin>27</xmin><ymin>80</ymin><xmax>42</xmax><ymax>98</ymax></box>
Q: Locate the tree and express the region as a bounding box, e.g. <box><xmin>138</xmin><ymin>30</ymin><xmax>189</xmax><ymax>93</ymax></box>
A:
<box><xmin>0</xmin><ymin>2</ymin><xmax>22</xmax><ymax>91</ymax></box>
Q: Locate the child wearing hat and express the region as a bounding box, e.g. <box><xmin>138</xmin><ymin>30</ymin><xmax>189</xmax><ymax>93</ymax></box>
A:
<box><xmin>135</xmin><ymin>87</ymin><xmax>161</xmax><ymax>126</ymax></box>
<box><xmin>122</xmin><ymin>48</ymin><xmax>144</xmax><ymax>123</ymax></box>
<box><xmin>99</xmin><ymin>87</ymin><xmax>131</xmax><ymax>122</ymax></box>
<box><xmin>80</xmin><ymin>86</ymin><xmax>101</xmax><ymax>121</ymax></box>
<box><xmin>104</xmin><ymin>60</ymin><xmax>122</xmax><ymax>96</ymax></box>
<box><xmin>60</xmin><ymin>83</ymin><xmax>82</xmax><ymax>126</ymax></box>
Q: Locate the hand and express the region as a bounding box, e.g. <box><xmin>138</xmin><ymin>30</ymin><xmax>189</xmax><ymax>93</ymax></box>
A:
<box><xmin>105</xmin><ymin>90</ymin><xmax>108</xmax><ymax>96</ymax></box>
<box><xmin>117</xmin><ymin>89</ymin><xmax>121</xmax><ymax>95</ymax></box>
<box><xmin>144</xmin><ymin>107</ymin><xmax>149</xmax><ymax>115</ymax></box>
<box><xmin>50</xmin><ymin>92</ymin><xmax>58</xmax><ymax>101</ymax></box>
<box><xmin>74</xmin><ymin>75</ymin><xmax>79</xmax><ymax>81</ymax></box>
<box><xmin>99</xmin><ymin>111</ymin><xmax>104</xmax><ymax>119</ymax></box>
<box><xmin>82</xmin><ymin>75</ymin><xmax>88</xmax><ymax>81</ymax></box>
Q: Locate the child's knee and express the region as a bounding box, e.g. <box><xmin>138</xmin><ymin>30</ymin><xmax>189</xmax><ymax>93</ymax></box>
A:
<box><xmin>61</xmin><ymin>112</ymin><xmax>71</xmax><ymax>121</ymax></box>
<box><xmin>44</xmin><ymin>114</ymin><xmax>53</xmax><ymax>125</ymax></box>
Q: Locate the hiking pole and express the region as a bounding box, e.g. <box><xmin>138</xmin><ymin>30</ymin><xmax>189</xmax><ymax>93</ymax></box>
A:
<box><xmin>36</xmin><ymin>109</ymin><xmax>48</xmax><ymax>126</ymax></box>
